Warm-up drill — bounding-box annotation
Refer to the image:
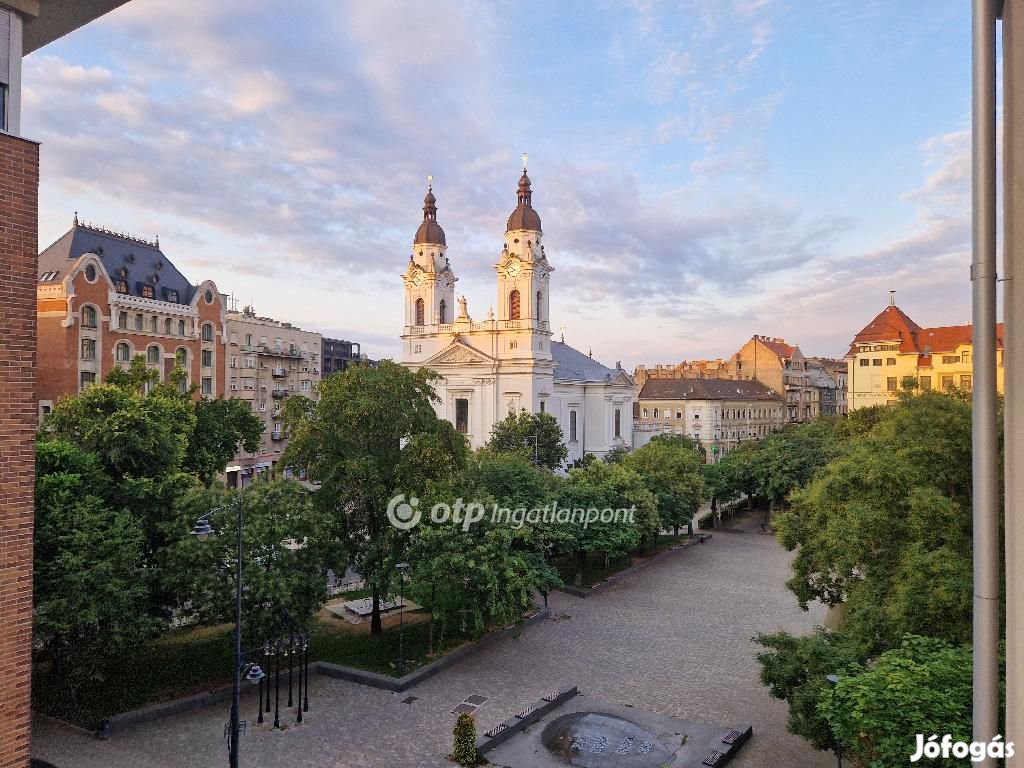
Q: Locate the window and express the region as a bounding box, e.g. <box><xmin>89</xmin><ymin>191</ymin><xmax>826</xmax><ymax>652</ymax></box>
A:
<box><xmin>642</xmin><ymin>408</ymin><xmax>648</xmax><ymax>418</ymax></box>
<box><xmin>205</xmin><ymin>289</ymin><xmax>214</xmax><ymax>304</ymax></box>
<box><xmin>614</xmin><ymin>408</ymin><xmax>621</xmax><ymax>438</ymax></box>
<box><xmin>886</xmin><ymin>358</ymin><xmax>896</xmax><ymax>366</ymax></box>
<box><xmin>439</xmin><ymin>299</ymin><xmax>447</xmax><ymax>324</ymax></box>
<box><xmin>147</xmin><ymin>345</ymin><xmax>161</xmax><ymax>364</ymax></box>
<box><xmin>176</xmin><ymin>348</ymin><xmax>188</xmax><ymax>368</ymax></box>
<box><xmin>146</xmin><ymin>315</ymin><xmax>155</xmax><ymax>332</ymax></box>
<box><xmin>230</xmin><ymin>356</ymin><xmax>237</xmax><ymax>368</ymax></box>
<box><xmin>539</xmin><ymin>400</ymin><xmax>545</xmax><ymax>413</ymax></box>
<box><xmin>536</xmin><ymin>290</ymin><xmax>543</xmax><ymax>319</ymax></box>
<box><xmin>509</xmin><ymin>290</ymin><xmax>521</xmax><ymax>320</ymax></box>
<box><xmin>141</xmin><ymin>284</ymin><xmax>155</xmax><ymax>299</ymax></box>
<box><xmin>116</xmin><ymin>342</ymin><xmax>131</xmax><ymax>362</ymax></box>
<box><xmin>202</xmin><ymin>349</ymin><xmax>213</xmax><ymax>368</ymax></box>
<box><xmin>118</xmin><ymin>311</ymin><xmax>128</xmax><ymax>329</ymax></box>
<box><xmin>942</xmin><ymin>355</ymin><xmax>961</xmax><ymax>365</ymax></box>
<box><xmin>653</xmin><ymin>408</ymin><xmax>659</xmax><ymax>418</ymax></box>
<box><xmin>859</xmin><ymin>358</ymin><xmax>869</xmax><ymax>367</ymax></box>
<box><xmin>201</xmin><ymin>377</ymin><xmax>213</xmax><ymax>396</ymax></box>
<box><xmin>202</xmin><ymin>323</ymin><xmax>214</xmax><ymax>342</ymax></box>
<box><xmin>960</xmin><ymin>374</ymin><xmax>972</xmax><ymax>390</ymax></box>
<box><xmin>678</xmin><ymin>411</ymin><xmax>684</xmax><ymax>419</ymax></box>
<box><xmin>415</xmin><ymin>298</ymin><xmax>425</xmax><ymax>326</ymax></box>
<box><xmin>81</xmin><ymin>306</ymin><xmax>98</xmax><ymax>328</ymax></box>
<box><xmin>963</xmin><ymin>350</ymin><xmax>972</xmax><ymax>364</ymax></box>
<box><xmin>166</xmin><ymin>289</ymin><xmax>178</xmax><ymax>303</ymax></box>
<box><xmin>872</xmin><ymin>358</ymin><xmax>882</xmax><ymax>366</ymax></box>
<box><xmin>301</xmin><ymin>380</ymin><xmax>311</xmax><ymax>392</ymax></box>
<box><xmin>886</xmin><ymin>377</ymin><xmax>897</xmax><ymax>392</ymax></box>
<box><xmin>178</xmin><ymin>319</ymin><xmax>186</xmax><ymax>336</ymax></box>
<box><xmin>81</xmin><ymin>339</ymin><xmax>96</xmax><ymax>360</ymax></box>
<box><xmin>455</xmin><ymin>398</ymin><xmax>469</xmax><ymax>434</ymax></box>
<box><xmin>115</xmin><ymin>280</ymin><xmax>129</xmax><ymax>294</ymax></box>
<box><xmin>133</xmin><ymin>313</ymin><xmax>142</xmax><ymax>330</ymax></box>
<box><xmin>245</xmin><ymin>334</ymin><xmax>253</xmax><ymax>346</ymax></box>
<box><xmin>570</xmin><ymin>410</ymin><xmax>577</xmax><ymax>442</ymax></box>
<box><xmin>80</xmin><ymin>371</ymin><xmax>96</xmax><ymax>390</ymax></box>
<box><xmin>84</xmin><ymin>264</ymin><xmax>97</xmax><ymax>282</ymax></box>
<box><xmin>164</xmin><ymin>318</ymin><xmax>172</xmax><ymax>334</ymax></box>
<box><xmin>941</xmin><ymin>375</ymin><xmax>955</xmax><ymax>390</ymax></box>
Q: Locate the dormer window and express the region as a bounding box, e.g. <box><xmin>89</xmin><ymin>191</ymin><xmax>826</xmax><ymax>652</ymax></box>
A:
<box><xmin>166</xmin><ymin>289</ymin><xmax>179</xmax><ymax>303</ymax></box>
<box><xmin>115</xmin><ymin>280</ymin><xmax>129</xmax><ymax>294</ymax></box>
<box><xmin>141</xmin><ymin>284</ymin><xmax>155</xmax><ymax>299</ymax></box>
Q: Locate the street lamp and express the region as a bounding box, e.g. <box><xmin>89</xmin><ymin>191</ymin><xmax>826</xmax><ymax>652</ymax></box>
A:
<box><xmin>395</xmin><ymin>562</ymin><xmax>409</xmax><ymax>675</ymax></box>
<box><xmin>191</xmin><ymin>494</ymin><xmax>248</xmax><ymax>768</ymax></box>
<box><xmin>825</xmin><ymin>674</ymin><xmax>843</xmax><ymax>768</ymax></box>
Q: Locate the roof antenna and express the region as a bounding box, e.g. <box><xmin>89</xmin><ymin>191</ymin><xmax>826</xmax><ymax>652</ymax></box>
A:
<box><xmin>889</xmin><ymin>290</ymin><xmax>896</xmax><ymax>307</ymax></box>
<box><xmin>73</xmin><ymin>211</ymin><xmax>79</xmax><ymax>226</ymax></box>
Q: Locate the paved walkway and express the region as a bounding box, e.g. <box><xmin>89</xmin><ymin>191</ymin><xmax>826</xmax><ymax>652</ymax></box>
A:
<box><xmin>33</xmin><ymin>515</ymin><xmax>831</xmax><ymax>768</ymax></box>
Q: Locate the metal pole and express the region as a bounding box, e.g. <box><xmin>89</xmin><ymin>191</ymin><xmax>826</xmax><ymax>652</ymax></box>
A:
<box><xmin>296</xmin><ymin>643</ymin><xmax>303</xmax><ymax>724</ymax></box>
<box><xmin>303</xmin><ymin>640</ymin><xmax>310</xmax><ymax>712</ymax></box>
<box><xmin>288</xmin><ymin>636</ymin><xmax>294</xmax><ymax>708</ymax></box>
<box><xmin>264</xmin><ymin>647</ymin><xmax>272</xmax><ymax>713</ymax></box>
<box><xmin>230</xmin><ymin>495</ymin><xmax>243</xmax><ymax>768</ymax></box>
<box><xmin>274</xmin><ymin>645</ymin><xmax>281</xmax><ymax>729</ymax></box>
<box><xmin>1004</xmin><ymin>0</ymin><xmax>1024</xmax><ymax>758</ymax></box>
<box><xmin>973</xmin><ymin>1</ymin><xmax>1001</xmax><ymax>762</ymax></box>
<box><xmin>398</xmin><ymin>580</ymin><xmax>406</xmax><ymax>676</ymax></box>
<box><xmin>257</xmin><ymin>676</ymin><xmax>264</xmax><ymax>725</ymax></box>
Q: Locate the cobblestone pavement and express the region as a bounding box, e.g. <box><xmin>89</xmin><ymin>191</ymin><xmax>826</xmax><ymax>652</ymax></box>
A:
<box><xmin>33</xmin><ymin>516</ymin><xmax>831</xmax><ymax>768</ymax></box>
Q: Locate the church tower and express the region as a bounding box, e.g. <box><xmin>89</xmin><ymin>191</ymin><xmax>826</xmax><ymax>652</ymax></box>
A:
<box><xmin>495</xmin><ymin>158</ymin><xmax>554</xmax><ymax>361</ymax></box>
<box><xmin>402</xmin><ymin>179</ymin><xmax>457</xmax><ymax>330</ymax></box>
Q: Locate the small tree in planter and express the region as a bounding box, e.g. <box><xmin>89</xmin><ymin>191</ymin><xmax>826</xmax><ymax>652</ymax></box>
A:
<box><xmin>452</xmin><ymin>712</ymin><xmax>478</xmax><ymax>766</ymax></box>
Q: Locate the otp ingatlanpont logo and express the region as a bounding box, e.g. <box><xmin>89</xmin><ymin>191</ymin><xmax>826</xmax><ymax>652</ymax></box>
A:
<box><xmin>386</xmin><ymin>494</ymin><xmax>421</xmax><ymax>530</ymax></box>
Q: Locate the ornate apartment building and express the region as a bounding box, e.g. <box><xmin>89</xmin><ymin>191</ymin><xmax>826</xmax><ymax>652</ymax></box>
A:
<box><xmin>633</xmin><ymin>378</ymin><xmax>785</xmax><ymax>459</ymax></box>
<box><xmin>399</xmin><ymin>167</ymin><xmax>634</xmax><ymax>464</ymax></box>
<box><xmin>224</xmin><ymin>306</ymin><xmax>322</xmax><ymax>484</ymax></box>
<box><xmin>846</xmin><ymin>301</ymin><xmax>1004</xmax><ymax>410</ymax></box>
<box><xmin>36</xmin><ymin>219</ymin><xmax>226</xmax><ymax>416</ymax></box>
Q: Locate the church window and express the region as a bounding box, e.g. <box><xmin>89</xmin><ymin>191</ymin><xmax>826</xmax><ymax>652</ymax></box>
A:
<box><xmin>539</xmin><ymin>400</ymin><xmax>545</xmax><ymax>413</ymax></box>
<box><xmin>570</xmin><ymin>411</ymin><xmax>577</xmax><ymax>442</ymax></box>
<box><xmin>536</xmin><ymin>290</ymin><xmax>542</xmax><ymax>319</ymax></box>
<box><xmin>509</xmin><ymin>290</ymin><xmax>521</xmax><ymax>320</ymax></box>
<box><xmin>642</xmin><ymin>408</ymin><xmax>648</xmax><ymax>418</ymax></box>
<box><xmin>614</xmin><ymin>409</ymin><xmax>621</xmax><ymax>438</ymax></box>
<box><xmin>653</xmin><ymin>408</ymin><xmax>659</xmax><ymax>418</ymax></box>
<box><xmin>439</xmin><ymin>299</ymin><xmax>447</xmax><ymax>324</ymax></box>
<box><xmin>455</xmin><ymin>398</ymin><xmax>469</xmax><ymax>434</ymax></box>
<box><xmin>415</xmin><ymin>298</ymin><xmax>425</xmax><ymax>326</ymax></box>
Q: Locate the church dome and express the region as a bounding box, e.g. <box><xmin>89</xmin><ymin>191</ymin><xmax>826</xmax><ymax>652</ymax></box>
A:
<box><xmin>506</xmin><ymin>169</ymin><xmax>542</xmax><ymax>233</ymax></box>
<box><xmin>414</xmin><ymin>184</ymin><xmax>446</xmax><ymax>246</ymax></box>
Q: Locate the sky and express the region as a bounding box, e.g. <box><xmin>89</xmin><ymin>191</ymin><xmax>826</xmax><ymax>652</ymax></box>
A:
<box><xmin>23</xmin><ymin>0</ymin><xmax>981</xmax><ymax>367</ymax></box>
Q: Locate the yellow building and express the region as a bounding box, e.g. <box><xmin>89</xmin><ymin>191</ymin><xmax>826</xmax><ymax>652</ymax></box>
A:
<box><xmin>846</xmin><ymin>302</ymin><xmax>1005</xmax><ymax>410</ymax></box>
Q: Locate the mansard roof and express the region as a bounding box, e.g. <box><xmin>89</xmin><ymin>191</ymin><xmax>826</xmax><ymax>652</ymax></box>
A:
<box><xmin>552</xmin><ymin>341</ymin><xmax>630</xmax><ymax>384</ymax></box>
<box><xmin>639</xmin><ymin>378</ymin><xmax>783</xmax><ymax>402</ymax></box>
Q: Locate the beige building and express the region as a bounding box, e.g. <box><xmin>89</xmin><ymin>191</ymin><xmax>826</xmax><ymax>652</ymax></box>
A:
<box><xmin>224</xmin><ymin>304</ymin><xmax>322</xmax><ymax>484</ymax></box>
<box><xmin>846</xmin><ymin>302</ymin><xmax>1004</xmax><ymax>410</ymax></box>
<box><xmin>633</xmin><ymin>378</ymin><xmax>785</xmax><ymax>460</ymax></box>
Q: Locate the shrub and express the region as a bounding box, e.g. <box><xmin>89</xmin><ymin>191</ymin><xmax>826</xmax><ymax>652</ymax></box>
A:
<box><xmin>452</xmin><ymin>712</ymin><xmax>478</xmax><ymax>766</ymax></box>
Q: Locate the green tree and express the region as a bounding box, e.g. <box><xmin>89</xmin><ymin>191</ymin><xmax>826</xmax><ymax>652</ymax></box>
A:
<box><xmin>283</xmin><ymin>361</ymin><xmax>467</xmax><ymax>635</ymax></box>
<box><xmin>487</xmin><ymin>409</ymin><xmax>568</xmax><ymax>470</ymax></box>
<box><xmin>162</xmin><ymin>479</ymin><xmax>343</xmax><ymax>640</ymax></box>
<box><xmin>821</xmin><ymin>636</ymin><xmax>973</xmax><ymax>768</ymax></box>
<box><xmin>184</xmin><ymin>397</ymin><xmax>264</xmax><ymax>485</ymax></box>
<box><xmin>624</xmin><ymin>436</ymin><xmax>704</xmax><ymax>537</ymax></box>
<box><xmin>34</xmin><ymin>440</ymin><xmax>160</xmax><ymax>693</ymax></box>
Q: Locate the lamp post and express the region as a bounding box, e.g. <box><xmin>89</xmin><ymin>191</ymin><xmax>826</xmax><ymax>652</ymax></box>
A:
<box><xmin>825</xmin><ymin>674</ymin><xmax>843</xmax><ymax>768</ymax></box>
<box><xmin>395</xmin><ymin>562</ymin><xmax>409</xmax><ymax>675</ymax></box>
<box><xmin>190</xmin><ymin>494</ymin><xmax>264</xmax><ymax>768</ymax></box>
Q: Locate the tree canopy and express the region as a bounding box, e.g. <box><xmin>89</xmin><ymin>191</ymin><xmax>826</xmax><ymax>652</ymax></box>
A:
<box><xmin>486</xmin><ymin>408</ymin><xmax>568</xmax><ymax>470</ymax></box>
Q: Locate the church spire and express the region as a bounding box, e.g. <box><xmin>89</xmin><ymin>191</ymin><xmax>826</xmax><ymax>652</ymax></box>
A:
<box><xmin>506</xmin><ymin>156</ymin><xmax>542</xmax><ymax>233</ymax></box>
<box><xmin>414</xmin><ymin>175</ymin><xmax>446</xmax><ymax>245</ymax></box>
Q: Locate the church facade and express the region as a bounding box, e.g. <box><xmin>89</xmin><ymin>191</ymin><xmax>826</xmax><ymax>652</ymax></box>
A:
<box><xmin>399</xmin><ymin>167</ymin><xmax>633</xmax><ymax>464</ymax></box>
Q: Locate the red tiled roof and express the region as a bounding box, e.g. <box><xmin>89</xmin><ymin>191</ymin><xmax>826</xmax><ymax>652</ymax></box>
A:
<box><xmin>847</xmin><ymin>304</ymin><xmax>1004</xmax><ymax>357</ymax></box>
<box><xmin>758</xmin><ymin>337</ymin><xmax>795</xmax><ymax>359</ymax></box>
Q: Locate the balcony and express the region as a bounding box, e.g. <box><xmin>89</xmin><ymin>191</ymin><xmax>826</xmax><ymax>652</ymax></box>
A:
<box><xmin>271</xmin><ymin>389</ymin><xmax>289</xmax><ymax>399</ymax></box>
<box><xmin>271</xmin><ymin>431</ymin><xmax>284</xmax><ymax>441</ymax></box>
<box><xmin>271</xmin><ymin>367</ymin><xmax>287</xmax><ymax>378</ymax></box>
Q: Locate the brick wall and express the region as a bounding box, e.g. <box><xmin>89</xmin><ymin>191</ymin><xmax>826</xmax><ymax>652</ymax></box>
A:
<box><xmin>0</xmin><ymin>132</ymin><xmax>39</xmax><ymax>768</ymax></box>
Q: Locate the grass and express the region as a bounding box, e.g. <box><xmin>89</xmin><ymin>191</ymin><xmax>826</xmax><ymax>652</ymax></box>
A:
<box><xmin>552</xmin><ymin>532</ymin><xmax>694</xmax><ymax>587</ymax></box>
<box><xmin>33</xmin><ymin>607</ymin><xmax>480</xmax><ymax>731</ymax></box>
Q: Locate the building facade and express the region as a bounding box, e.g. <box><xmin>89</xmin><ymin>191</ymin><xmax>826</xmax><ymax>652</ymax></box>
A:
<box><xmin>322</xmin><ymin>336</ymin><xmax>365</xmax><ymax>375</ymax></box>
<box><xmin>224</xmin><ymin>305</ymin><xmax>322</xmax><ymax>483</ymax></box>
<box><xmin>399</xmin><ymin>169</ymin><xmax>633</xmax><ymax>463</ymax></box>
<box><xmin>633</xmin><ymin>378</ymin><xmax>785</xmax><ymax>459</ymax></box>
<box><xmin>36</xmin><ymin>220</ymin><xmax>227</xmax><ymax>415</ymax></box>
<box><xmin>846</xmin><ymin>302</ymin><xmax>1005</xmax><ymax>410</ymax></box>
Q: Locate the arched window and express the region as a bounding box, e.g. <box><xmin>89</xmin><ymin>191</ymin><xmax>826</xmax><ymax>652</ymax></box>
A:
<box><xmin>653</xmin><ymin>408</ymin><xmax>659</xmax><ymax>418</ymax></box>
<box><xmin>147</xmin><ymin>345</ymin><xmax>161</xmax><ymax>364</ymax></box>
<box><xmin>81</xmin><ymin>306</ymin><xmax>97</xmax><ymax>328</ymax></box>
<box><xmin>439</xmin><ymin>299</ymin><xmax>447</xmax><ymax>324</ymax></box>
<box><xmin>509</xmin><ymin>289</ymin><xmax>521</xmax><ymax>320</ymax></box>
<box><xmin>414</xmin><ymin>298</ymin><xmax>425</xmax><ymax>326</ymax></box>
<box><xmin>536</xmin><ymin>290</ymin><xmax>542</xmax><ymax>319</ymax></box>
<box><xmin>202</xmin><ymin>323</ymin><xmax>214</xmax><ymax>342</ymax></box>
<box><xmin>642</xmin><ymin>408</ymin><xmax>648</xmax><ymax>418</ymax></box>
<box><xmin>116</xmin><ymin>342</ymin><xmax>131</xmax><ymax>362</ymax></box>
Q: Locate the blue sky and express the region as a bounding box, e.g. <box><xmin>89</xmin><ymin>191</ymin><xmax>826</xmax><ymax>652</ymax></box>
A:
<box><xmin>23</xmin><ymin>0</ymin><xmax>979</xmax><ymax>366</ymax></box>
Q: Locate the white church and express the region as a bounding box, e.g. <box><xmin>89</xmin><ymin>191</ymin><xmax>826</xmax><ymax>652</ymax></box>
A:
<box><xmin>399</xmin><ymin>163</ymin><xmax>634</xmax><ymax>464</ymax></box>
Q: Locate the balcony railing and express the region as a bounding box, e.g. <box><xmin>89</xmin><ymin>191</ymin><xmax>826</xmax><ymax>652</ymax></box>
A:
<box><xmin>271</xmin><ymin>389</ymin><xmax>289</xmax><ymax>399</ymax></box>
<box><xmin>271</xmin><ymin>431</ymin><xmax>284</xmax><ymax>441</ymax></box>
<box><xmin>271</xmin><ymin>367</ymin><xmax>287</xmax><ymax>377</ymax></box>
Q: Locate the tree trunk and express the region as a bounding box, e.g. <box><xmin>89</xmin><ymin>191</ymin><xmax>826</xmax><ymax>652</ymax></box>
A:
<box><xmin>747</xmin><ymin>491</ymin><xmax>753</xmax><ymax>510</ymax></box>
<box><xmin>428</xmin><ymin>582</ymin><xmax>436</xmax><ymax>656</ymax></box>
<box><xmin>673</xmin><ymin>524</ymin><xmax>680</xmax><ymax>538</ymax></box>
<box><xmin>574</xmin><ymin>550</ymin><xmax>586</xmax><ymax>587</ymax></box>
<box><xmin>370</xmin><ymin>586</ymin><xmax>382</xmax><ymax>636</ymax></box>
